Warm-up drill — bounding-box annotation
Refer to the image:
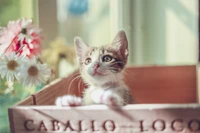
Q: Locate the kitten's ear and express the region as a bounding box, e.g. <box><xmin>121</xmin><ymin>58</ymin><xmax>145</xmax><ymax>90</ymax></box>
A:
<box><xmin>111</xmin><ymin>30</ymin><xmax>129</xmax><ymax>59</ymax></box>
<box><xmin>74</xmin><ymin>37</ymin><xmax>89</xmax><ymax>64</ymax></box>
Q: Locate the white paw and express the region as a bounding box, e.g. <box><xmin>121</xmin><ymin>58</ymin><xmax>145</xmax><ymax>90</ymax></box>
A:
<box><xmin>101</xmin><ymin>91</ymin><xmax>121</xmax><ymax>106</ymax></box>
<box><xmin>91</xmin><ymin>89</ymin><xmax>123</xmax><ymax>106</ymax></box>
<box><xmin>55</xmin><ymin>95</ymin><xmax>82</xmax><ymax>106</ymax></box>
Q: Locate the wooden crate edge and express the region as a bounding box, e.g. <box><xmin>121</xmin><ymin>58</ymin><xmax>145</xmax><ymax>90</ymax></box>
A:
<box><xmin>13</xmin><ymin>95</ymin><xmax>34</xmax><ymax>106</ymax></box>
<box><xmin>126</xmin><ymin>64</ymin><xmax>197</xmax><ymax>69</ymax></box>
<box><xmin>33</xmin><ymin>78</ymin><xmax>63</xmax><ymax>96</ymax></box>
<box><xmin>8</xmin><ymin>104</ymin><xmax>200</xmax><ymax>133</ymax></box>
<box><xmin>196</xmin><ymin>64</ymin><xmax>200</xmax><ymax>103</ymax></box>
<box><xmin>8</xmin><ymin>108</ymin><xmax>15</xmax><ymax>133</ymax></box>
<box><xmin>8</xmin><ymin>103</ymin><xmax>200</xmax><ymax>110</ymax></box>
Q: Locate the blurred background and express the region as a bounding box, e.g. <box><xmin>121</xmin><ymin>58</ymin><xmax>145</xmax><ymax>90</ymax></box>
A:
<box><xmin>1</xmin><ymin>0</ymin><xmax>198</xmax><ymax>71</ymax></box>
<box><xmin>0</xmin><ymin>0</ymin><xmax>199</xmax><ymax>132</ymax></box>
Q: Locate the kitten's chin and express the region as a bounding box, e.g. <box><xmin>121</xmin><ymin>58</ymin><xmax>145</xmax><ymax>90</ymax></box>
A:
<box><xmin>91</xmin><ymin>71</ymin><xmax>107</xmax><ymax>76</ymax></box>
<box><xmin>87</xmin><ymin>69</ymin><xmax>107</xmax><ymax>77</ymax></box>
<box><xmin>82</xmin><ymin>72</ymin><xmax>108</xmax><ymax>84</ymax></box>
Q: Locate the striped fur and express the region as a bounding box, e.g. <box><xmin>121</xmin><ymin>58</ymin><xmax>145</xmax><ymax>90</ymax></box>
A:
<box><xmin>55</xmin><ymin>30</ymin><xmax>135</xmax><ymax>106</ymax></box>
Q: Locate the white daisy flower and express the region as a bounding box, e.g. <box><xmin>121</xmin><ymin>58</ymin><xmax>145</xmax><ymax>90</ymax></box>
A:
<box><xmin>0</xmin><ymin>52</ymin><xmax>26</xmax><ymax>82</ymax></box>
<box><xmin>4</xmin><ymin>87</ymin><xmax>14</xmax><ymax>94</ymax></box>
<box><xmin>18</xmin><ymin>57</ymin><xmax>51</xmax><ymax>86</ymax></box>
<box><xmin>4</xmin><ymin>81</ymin><xmax>14</xmax><ymax>94</ymax></box>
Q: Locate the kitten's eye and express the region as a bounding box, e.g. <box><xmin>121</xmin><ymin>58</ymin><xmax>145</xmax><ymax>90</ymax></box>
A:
<box><xmin>103</xmin><ymin>55</ymin><xmax>113</xmax><ymax>62</ymax></box>
<box><xmin>85</xmin><ymin>58</ymin><xmax>92</xmax><ymax>65</ymax></box>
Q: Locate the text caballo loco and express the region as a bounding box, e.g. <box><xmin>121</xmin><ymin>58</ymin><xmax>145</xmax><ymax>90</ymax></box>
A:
<box><xmin>23</xmin><ymin>118</ymin><xmax>200</xmax><ymax>132</ymax></box>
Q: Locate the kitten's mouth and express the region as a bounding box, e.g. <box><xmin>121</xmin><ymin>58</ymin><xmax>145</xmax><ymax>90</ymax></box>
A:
<box><xmin>92</xmin><ymin>70</ymin><xmax>107</xmax><ymax>76</ymax></box>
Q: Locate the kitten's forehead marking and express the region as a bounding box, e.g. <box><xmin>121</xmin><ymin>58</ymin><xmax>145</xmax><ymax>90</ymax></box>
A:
<box><xmin>89</xmin><ymin>47</ymin><xmax>97</xmax><ymax>56</ymax></box>
<box><xmin>100</xmin><ymin>49</ymin><xmax>104</xmax><ymax>54</ymax></box>
<box><xmin>87</xmin><ymin>47</ymin><xmax>105</xmax><ymax>60</ymax></box>
<box><xmin>86</xmin><ymin>47</ymin><xmax>100</xmax><ymax>62</ymax></box>
<box><xmin>87</xmin><ymin>46</ymin><xmax>119</xmax><ymax>60</ymax></box>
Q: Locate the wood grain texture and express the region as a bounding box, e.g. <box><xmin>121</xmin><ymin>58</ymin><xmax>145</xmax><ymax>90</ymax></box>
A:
<box><xmin>9</xmin><ymin>104</ymin><xmax>200</xmax><ymax>133</ymax></box>
<box><xmin>32</xmin><ymin>71</ymin><xmax>85</xmax><ymax>105</ymax></box>
<box><xmin>124</xmin><ymin>65</ymin><xmax>197</xmax><ymax>103</ymax></box>
<box><xmin>31</xmin><ymin>65</ymin><xmax>198</xmax><ymax>105</ymax></box>
<box><xmin>16</xmin><ymin>95</ymin><xmax>34</xmax><ymax>106</ymax></box>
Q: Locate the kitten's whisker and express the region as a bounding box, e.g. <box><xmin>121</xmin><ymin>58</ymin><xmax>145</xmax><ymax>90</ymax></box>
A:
<box><xmin>109</xmin><ymin>71</ymin><xmax>117</xmax><ymax>84</ymax></box>
<box><xmin>111</xmin><ymin>73</ymin><xmax>116</xmax><ymax>84</ymax></box>
<box><xmin>68</xmin><ymin>75</ymin><xmax>82</xmax><ymax>94</ymax></box>
<box><xmin>121</xmin><ymin>70</ymin><xmax>136</xmax><ymax>81</ymax></box>
<box><xmin>107</xmin><ymin>61</ymin><xmax>125</xmax><ymax>67</ymax></box>
<box><xmin>52</xmin><ymin>72</ymin><xmax>80</xmax><ymax>95</ymax></box>
<box><xmin>67</xmin><ymin>73</ymin><xmax>80</xmax><ymax>82</ymax></box>
<box><xmin>107</xmin><ymin>72</ymin><xmax>114</xmax><ymax>86</ymax></box>
<box><xmin>78</xmin><ymin>78</ymin><xmax>85</xmax><ymax>96</ymax></box>
<box><xmin>63</xmin><ymin>72</ymin><xmax>80</xmax><ymax>88</ymax></box>
<box><xmin>78</xmin><ymin>79</ymin><xmax>82</xmax><ymax>95</ymax></box>
<box><xmin>79</xmin><ymin>77</ymin><xmax>89</xmax><ymax>91</ymax></box>
<box><xmin>107</xmin><ymin>66</ymin><xmax>121</xmax><ymax>71</ymax></box>
<box><xmin>107</xmin><ymin>66</ymin><xmax>135</xmax><ymax>81</ymax></box>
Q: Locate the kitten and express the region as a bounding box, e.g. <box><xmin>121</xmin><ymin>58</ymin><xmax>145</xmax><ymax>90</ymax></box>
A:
<box><xmin>55</xmin><ymin>30</ymin><xmax>134</xmax><ymax>106</ymax></box>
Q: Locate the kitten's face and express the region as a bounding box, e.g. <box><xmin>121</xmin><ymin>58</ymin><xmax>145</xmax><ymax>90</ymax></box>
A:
<box><xmin>74</xmin><ymin>30</ymin><xmax>128</xmax><ymax>86</ymax></box>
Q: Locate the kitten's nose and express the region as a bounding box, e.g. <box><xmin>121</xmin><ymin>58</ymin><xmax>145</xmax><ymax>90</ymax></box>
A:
<box><xmin>93</xmin><ymin>63</ymin><xmax>100</xmax><ymax>70</ymax></box>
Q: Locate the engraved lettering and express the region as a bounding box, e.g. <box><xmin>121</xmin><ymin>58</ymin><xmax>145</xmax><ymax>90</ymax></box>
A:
<box><xmin>152</xmin><ymin>119</ymin><xmax>165</xmax><ymax>131</ymax></box>
<box><xmin>188</xmin><ymin>119</ymin><xmax>200</xmax><ymax>132</ymax></box>
<box><xmin>52</xmin><ymin>120</ymin><xmax>60</xmax><ymax>131</ymax></box>
<box><xmin>140</xmin><ymin>120</ymin><xmax>148</xmax><ymax>132</ymax></box>
<box><xmin>23</xmin><ymin>118</ymin><xmax>200</xmax><ymax>132</ymax></box>
<box><xmin>171</xmin><ymin>119</ymin><xmax>184</xmax><ymax>132</ymax></box>
<box><xmin>102</xmin><ymin>120</ymin><xmax>116</xmax><ymax>131</ymax></box>
<box><xmin>38</xmin><ymin>121</ymin><xmax>47</xmax><ymax>131</ymax></box>
<box><xmin>91</xmin><ymin>120</ymin><xmax>99</xmax><ymax>131</ymax></box>
<box><xmin>24</xmin><ymin>119</ymin><xmax>35</xmax><ymax>131</ymax></box>
<box><xmin>78</xmin><ymin>120</ymin><xmax>87</xmax><ymax>131</ymax></box>
<box><xmin>64</xmin><ymin>120</ymin><xmax>76</xmax><ymax>131</ymax></box>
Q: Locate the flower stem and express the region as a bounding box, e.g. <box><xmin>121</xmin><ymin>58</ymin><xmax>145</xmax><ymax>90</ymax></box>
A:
<box><xmin>4</xmin><ymin>32</ymin><xmax>20</xmax><ymax>53</ymax></box>
<box><xmin>15</xmin><ymin>42</ymin><xmax>25</xmax><ymax>54</ymax></box>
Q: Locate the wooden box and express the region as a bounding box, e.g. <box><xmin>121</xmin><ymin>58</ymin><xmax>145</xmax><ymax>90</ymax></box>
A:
<box><xmin>8</xmin><ymin>65</ymin><xmax>200</xmax><ymax>133</ymax></box>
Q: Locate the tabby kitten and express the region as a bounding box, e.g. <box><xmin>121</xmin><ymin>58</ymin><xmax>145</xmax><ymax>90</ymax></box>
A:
<box><xmin>55</xmin><ymin>30</ymin><xmax>134</xmax><ymax>106</ymax></box>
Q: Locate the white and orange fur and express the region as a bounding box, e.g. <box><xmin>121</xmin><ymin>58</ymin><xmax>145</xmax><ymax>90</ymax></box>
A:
<box><xmin>55</xmin><ymin>30</ymin><xmax>134</xmax><ymax>106</ymax></box>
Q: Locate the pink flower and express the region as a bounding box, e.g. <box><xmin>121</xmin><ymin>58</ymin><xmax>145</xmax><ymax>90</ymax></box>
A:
<box><xmin>0</xmin><ymin>18</ymin><xmax>43</xmax><ymax>58</ymax></box>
